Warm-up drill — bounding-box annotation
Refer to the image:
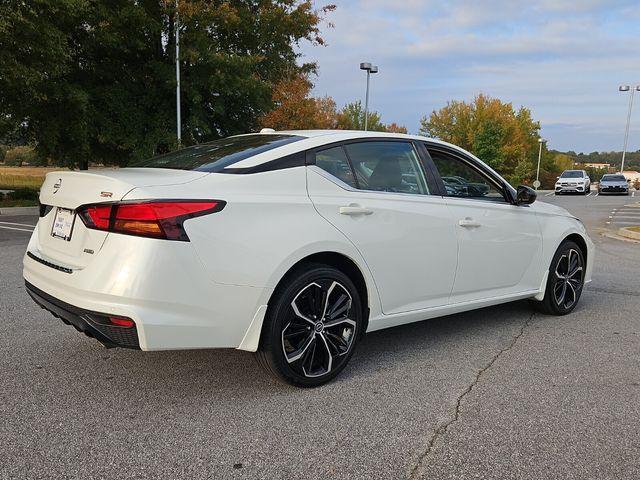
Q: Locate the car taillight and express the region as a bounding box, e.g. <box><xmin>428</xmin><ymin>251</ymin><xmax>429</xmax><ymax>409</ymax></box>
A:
<box><xmin>77</xmin><ymin>200</ymin><xmax>225</xmax><ymax>241</ymax></box>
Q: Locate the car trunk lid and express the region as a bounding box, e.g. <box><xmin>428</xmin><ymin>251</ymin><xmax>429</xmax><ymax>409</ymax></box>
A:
<box><xmin>33</xmin><ymin>169</ymin><xmax>209</xmax><ymax>269</ymax></box>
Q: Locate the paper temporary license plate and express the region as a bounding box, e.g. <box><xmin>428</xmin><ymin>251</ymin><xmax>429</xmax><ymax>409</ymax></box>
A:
<box><xmin>51</xmin><ymin>208</ymin><xmax>76</xmax><ymax>241</ymax></box>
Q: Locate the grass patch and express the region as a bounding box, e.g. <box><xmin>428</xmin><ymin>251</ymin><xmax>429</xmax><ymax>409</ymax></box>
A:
<box><xmin>627</xmin><ymin>226</ymin><xmax>640</xmax><ymax>232</ymax></box>
<box><xmin>0</xmin><ymin>166</ymin><xmax>58</xmax><ymax>190</ymax></box>
<box><xmin>0</xmin><ymin>198</ymin><xmax>38</xmax><ymax>208</ymax></box>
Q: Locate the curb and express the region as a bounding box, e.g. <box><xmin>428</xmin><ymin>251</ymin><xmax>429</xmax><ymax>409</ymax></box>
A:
<box><xmin>0</xmin><ymin>206</ymin><xmax>39</xmax><ymax>216</ymax></box>
<box><xmin>618</xmin><ymin>226</ymin><xmax>640</xmax><ymax>241</ymax></box>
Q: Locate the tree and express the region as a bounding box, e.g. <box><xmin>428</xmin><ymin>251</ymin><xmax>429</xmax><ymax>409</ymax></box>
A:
<box><xmin>384</xmin><ymin>122</ymin><xmax>408</xmax><ymax>134</ymax></box>
<box><xmin>336</xmin><ymin>101</ymin><xmax>386</xmax><ymax>131</ymax></box>
<box><xmin>420</xmin><ymin>94</ymin><xmax>541</xmax><ymax>185</ymax></box>
<box><xmin>0</xmin><ymin>0</ymin><xmax>334</xmax><ymax>168</ymax></box>
<box><xmin>259</xmin><ymin>75</ymin><xmax>337</xmax><ymax>130</ymax></box>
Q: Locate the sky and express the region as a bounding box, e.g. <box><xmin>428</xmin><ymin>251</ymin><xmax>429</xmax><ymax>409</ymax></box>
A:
<box><xmin>297</xmin><ymin>0</ymin><xmax>640</xmax><ymax>153</ymax></box>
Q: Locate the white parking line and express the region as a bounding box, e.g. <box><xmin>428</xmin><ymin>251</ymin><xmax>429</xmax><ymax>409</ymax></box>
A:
<box><xmin>544</xmin><ymin>192</ymin><xmax>555</xmax><ymax>196</ymax></box>
<box><xmin>633</xmin><ymin>191</ymin><xmax>636</xmax><ymax>197</ymax></box>
<box><xmin>0</xmin><ymin>221</ymin><xmax>37</xmax><ymax>228</ymax></box>
<box><xmin>594</xmin><ymin>192</ymin><xmax>599</xmax><ymax>197</ymax></box>
<box><xmin>0</xmin><ymin>225</ymin><xmax>34</xmax><ymax>233</ymax></box>
<box><xmin>586</xmin><ymin>192</ymin><xmax>593</xmax><ymax>197</ymax></box>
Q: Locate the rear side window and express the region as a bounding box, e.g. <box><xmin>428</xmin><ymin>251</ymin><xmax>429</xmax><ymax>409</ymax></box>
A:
<box><xmin>128</xmin><ymin>134</ymin><xmax>303</xmax><ymax>172</ymax></box>
<box><xmin>344</xmin><ymin>142</ymin><xmax>429</xmax><ymax>195</ymax></box>
<box><xmin>315</xmin><ymin>147</ymin><xmax>357</xmax><ymax>188</ymax></box>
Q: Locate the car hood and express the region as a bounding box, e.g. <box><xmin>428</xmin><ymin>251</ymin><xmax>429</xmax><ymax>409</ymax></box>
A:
<box><xmin>532</xmin><ymin>200</ymin><xmax>574</xmax><ymax>218</ymax></box>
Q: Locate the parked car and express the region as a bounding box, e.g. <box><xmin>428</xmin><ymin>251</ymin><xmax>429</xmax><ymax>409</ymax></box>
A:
<box><xmin>555</xmin><ymin>170</ymin><xmax>591</xmax><ymax>195</ymax></box>
<box><xmin>597</xmin><ymin>174</ymin><xmax>629</xmax><ymax>195</ymax></box>
<box><xmin>24</xmin><ymin>131</ymin><xmax>594</xmax><ymax>387</ymax></box>
<box><xmin>441</xmin><ymin>176</ymin><xmax>490</xmax><ymax>197</ymax></box>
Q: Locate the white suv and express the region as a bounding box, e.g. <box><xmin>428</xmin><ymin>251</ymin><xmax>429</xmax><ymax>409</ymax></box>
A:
<box><xmin>555</xmin><ymin>170</ymin><xmax>591</xmax><ymax>195</ymax></box>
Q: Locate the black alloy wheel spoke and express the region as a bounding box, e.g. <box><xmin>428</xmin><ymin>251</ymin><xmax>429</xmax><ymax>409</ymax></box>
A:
<box><xmin>282</xmin><ymin>280</ymin><xmax>356</xmax><ymax>378</ymax></box>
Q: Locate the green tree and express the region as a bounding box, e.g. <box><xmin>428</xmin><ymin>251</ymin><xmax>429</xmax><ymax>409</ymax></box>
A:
<box><xmin>336</xmin><ymin>101</ymin><xmax>386</xmax><ymax>131</ymax></box>
<box><xmin>420</xmin><ymin>94</ymin><xmax>541</xmax><ymax>185</ymax></box>
<box><xmin>0</xmin><ymin>0</ymin><xmax>334</xmax><ymax>168</ymax></box>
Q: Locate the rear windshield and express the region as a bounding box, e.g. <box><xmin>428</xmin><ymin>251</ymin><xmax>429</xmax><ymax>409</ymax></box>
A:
<box><xmin>128</xmin><ymin>134</ymin><xmax>303</xmax><ymax>171</ymax></box>
<box><xmin>560</xmin><ymin>170</ymin><xmax>583</xmax><ymax>178</ymax></box>
<box><xmin>602</xmin><ymin>175</ymin><xmax>626</xmax><ymax>181</ymax></box>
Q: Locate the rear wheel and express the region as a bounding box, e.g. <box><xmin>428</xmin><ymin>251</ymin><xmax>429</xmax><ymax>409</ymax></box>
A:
<box><xmin>535</xmin><ymin>241</ymin><xmax>585</xmax><ymax>315</ymax></box>
<box><xmin>255</xmin><ymin>264</ymin><xmax>362</xmax><ymax>387</ymax></box>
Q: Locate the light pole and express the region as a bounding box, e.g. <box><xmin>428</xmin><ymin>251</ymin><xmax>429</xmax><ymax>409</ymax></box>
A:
<box><xmin>618</xmin><ymin>85</ymin><xmax>640</xmax><ymax>173</ymax></box>
<box><xmin>175</xmin><ymin>0</ymin><xmax>181</xmax><ymax>145</ymax></box>
<box><xmin>535</xmin><ymin>138</ymin><xmax>546</xmax><ymax>190</ymax></box>
<box><xmin>359</xmin><ymin>62</ymin><xmax>378</xmax><ymax>131</ymax></box>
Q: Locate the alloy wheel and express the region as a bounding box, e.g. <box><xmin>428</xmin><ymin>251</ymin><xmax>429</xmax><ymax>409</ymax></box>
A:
<box><xmin>553</xmin><ymin>248</ymin><xmax>583</xmax><ymax>309</ymax></box>
<box><xmin>281</xmin><ymin>280</ymin><xmax>357</xmax><ymax>378</ymax></box>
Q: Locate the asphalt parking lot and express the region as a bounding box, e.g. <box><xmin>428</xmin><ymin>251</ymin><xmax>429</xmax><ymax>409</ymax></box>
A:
<box><xmin>1</xmin><ymin>193</ymin><xmax>639</xmax><ymax>479</ymax></box>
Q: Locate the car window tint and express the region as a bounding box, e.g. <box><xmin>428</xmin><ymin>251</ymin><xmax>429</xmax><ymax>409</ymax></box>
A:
<box><xmin>428</xmin><ymin>149</ymin><xmax>506</xmax><ymax>202</ymax></box>
<box><xmin>315</xmin><ymin>146</ymin><xmax>357</xmax><ymax>188</ymax></box>
<box><xmin>128</xmin><ymin>134</ymin><xmax>304</xmax><ymax>171</ymax></box>
<box><xmin>343</xmin><ymin>142</ymin><xmax>429</xmax><ymax>195</ymax></box>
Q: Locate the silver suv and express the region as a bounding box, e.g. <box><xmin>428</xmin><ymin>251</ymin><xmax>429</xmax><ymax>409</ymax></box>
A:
<box><xmin>555</xmin><ymin>170</ymin><xmax>591</xmax><ymax>195</ymax></box>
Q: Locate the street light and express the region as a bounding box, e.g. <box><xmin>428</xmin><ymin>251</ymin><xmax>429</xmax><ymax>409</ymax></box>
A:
<box><xmin>618</xmin><ymin>85</ymin><xmax>640</xmax><ymax>173</ymax></box>
<box><xmin>535</xmin><ymin>138</ymin><xmax>546</xmax><ymax>190</ymax></box>
<box><xmin>359</xmin><ymin>62</ymin><xmax>378</xmax><ymax>131</ymax></box>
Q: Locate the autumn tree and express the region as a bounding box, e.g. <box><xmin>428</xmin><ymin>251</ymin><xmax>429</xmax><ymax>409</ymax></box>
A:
<box><xmin>420</xmin><ymin>94</ymin><xmax>541</xmax><ymax>185</ymax></box>
<box><xmin>259</xmin><ymin>75</ymin><xmax>337</xmax><ymax>130</ymax></box>
<box><xmin>385</xmin><ymin>123</ymin><xmax>408</xmax><ymax>134</ymax></box>
<box><xmin>0</xmin><ymin>0</ymin><xmax>335</xmax><ymax>168</ymax></box>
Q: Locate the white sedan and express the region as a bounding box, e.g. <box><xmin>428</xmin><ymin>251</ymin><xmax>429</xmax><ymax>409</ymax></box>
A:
<box><xmin>24</xmin><ymin>130</ymin><xmax>594</xmax><ymax>387</ymax></box>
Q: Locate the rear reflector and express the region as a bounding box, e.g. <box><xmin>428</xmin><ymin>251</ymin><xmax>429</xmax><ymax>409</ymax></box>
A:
<box><xmin>77</xmin><ymin>200</ymin><xmax>225</xmax><ymax>241</ymax></box>
<box><xmin>109</xmin><ymin>316</ymin><xmax>135</xmax><ymax>328</ymax></box>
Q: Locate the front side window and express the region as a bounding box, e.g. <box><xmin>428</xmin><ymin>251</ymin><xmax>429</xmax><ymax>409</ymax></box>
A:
<box><xmin>428</xmin><ymin>149</ymin><xmax>506</xmax><ymax>202</ymax></box>
<box><xmin>315</xmin><ymin>146</ymin><xmax>357</xmax><ymax>188</ymax></box>
<box><xmin>343</xmin><ymin>141</ymin><xmax>429</xmax><ymax>195</ymax></box>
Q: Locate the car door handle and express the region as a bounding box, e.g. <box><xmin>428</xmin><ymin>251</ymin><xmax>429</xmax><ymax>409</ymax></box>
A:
<box><xmin>339</xmin><ymin>205</ymin><xmax>373</xmax><ymax>216</ymax></box>
<box><xmin>458</xmin><ymin>218</ymin><xmax>481</xmax><ymax>228</ymax></box>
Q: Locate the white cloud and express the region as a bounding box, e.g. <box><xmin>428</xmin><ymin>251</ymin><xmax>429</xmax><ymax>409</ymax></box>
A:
<box><xmin>299</xmin><ymin>0</ymin><xmax>640</xmax><ymax>152</ymax></box>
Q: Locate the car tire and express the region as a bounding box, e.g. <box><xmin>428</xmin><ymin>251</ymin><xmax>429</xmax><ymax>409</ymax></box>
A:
<box><xmin>255</xmin><ymin>263</ymin><xmax>362</xmax><ymax>387</ymax></box>
<box><xmin>534</xmin><ymin>240</ymin><xmax>585</xmax><ymax>316</ymax></box>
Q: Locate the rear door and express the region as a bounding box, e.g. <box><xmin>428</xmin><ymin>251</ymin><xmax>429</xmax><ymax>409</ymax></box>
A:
<box><xmin>425</xmin><ymin>144</ymin><xmax>543</xmax><ymax>303</ymax></box>
<box><xmin>306</xmin><ymin>139</ymin><xmax>458</xmax><ymax>315</ymax></box>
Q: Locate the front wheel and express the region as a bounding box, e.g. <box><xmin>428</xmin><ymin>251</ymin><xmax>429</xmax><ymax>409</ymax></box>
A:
<box><xmin>255</xmin><ymin>264</ymin><xmax>362</xmax><ymax>387</ymax></box>
<box><xmin>535</xmin><ymin>241</ymin><xmax>585</xmax><ymax>315</ymax></box>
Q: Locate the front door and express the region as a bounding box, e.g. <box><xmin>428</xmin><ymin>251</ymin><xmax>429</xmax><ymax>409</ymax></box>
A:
<box><xmin>426</xmin><ymin>146</ymin><xmax>543</xmax><ymax>304</ymax></box>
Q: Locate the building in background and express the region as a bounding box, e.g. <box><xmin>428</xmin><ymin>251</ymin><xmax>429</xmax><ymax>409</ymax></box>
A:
<box><xmin>583</xmin><ymin>162</ymin><xmax>610</xmax><ymax>169</ymax></box>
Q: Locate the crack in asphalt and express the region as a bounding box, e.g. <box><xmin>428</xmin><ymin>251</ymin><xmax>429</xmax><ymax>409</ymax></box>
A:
<box><xmin>587</xmin><ymin>287</ymin><xmax>640</xmax><ymax>298</ymax></box>
<box><xmin>408</xmin><ymin>312</ymin><xmax>535</xmax><ymax>479</ymax></box>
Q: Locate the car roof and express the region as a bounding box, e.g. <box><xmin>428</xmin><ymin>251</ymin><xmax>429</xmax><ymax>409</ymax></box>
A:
<box><xmin>230</xmin><ymin>130</ymin><xmax>460</xmax><ymax>167</ymax></box>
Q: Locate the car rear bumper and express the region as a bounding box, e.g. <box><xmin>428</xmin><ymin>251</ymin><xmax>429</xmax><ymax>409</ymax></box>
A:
<box><xmin>23</xmin><ymin>227</ymin><xmax>272</xmax><ymax>351</ymax></box>
<box><xmin>26</xmin><ymin>281</ymin><xmax>140</xmax><ymax>349</ymax></box>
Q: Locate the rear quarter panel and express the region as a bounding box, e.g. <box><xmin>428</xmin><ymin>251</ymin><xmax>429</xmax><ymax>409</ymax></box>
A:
<box><xmin>123</xmin><ymin>167</ymin><xmax>383</xmax><ymax>319</ymax></box>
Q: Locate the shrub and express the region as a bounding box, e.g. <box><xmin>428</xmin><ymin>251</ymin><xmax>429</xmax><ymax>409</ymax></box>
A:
<box><xmin>8</xmin><ymin>187</ymin><xmax>39</xmax><ymax>201</ymax></box>
<box><xmin>4</xmin><ymin>146</ymin><xmax>37</xmax><ymax>166</ymax></box>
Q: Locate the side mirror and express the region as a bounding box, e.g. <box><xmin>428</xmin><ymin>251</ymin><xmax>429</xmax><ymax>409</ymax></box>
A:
<box><xmin>556</xmin><ymin>176</ymin><xmax>560</xmax><ymax>180</ymax></box>
<box><xmin>516</xmin><ymin>185</ymin><xmax>537</xmax><ymax>205</ymax></box>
